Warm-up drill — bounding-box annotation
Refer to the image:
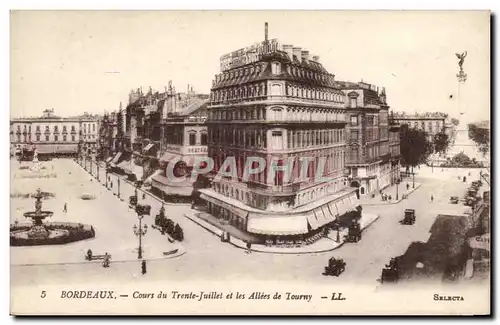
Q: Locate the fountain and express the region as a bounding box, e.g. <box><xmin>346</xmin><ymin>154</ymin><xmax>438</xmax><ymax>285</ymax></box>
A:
<box><xmin>10</xmin><ymin>188</ymin><xmax>96</xmax><ymax>246</ymax></box>
<box><xmin>22</xmin><ymin>188</ymin><xmax>54</xmax><ymax>239</ymax></box>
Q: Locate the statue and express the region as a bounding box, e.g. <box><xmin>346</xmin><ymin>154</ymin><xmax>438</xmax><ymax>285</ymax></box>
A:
<box><xmin>456</xmin><ymin>51</ymin><xmax>467</xmax><ymax>71</ymax></box>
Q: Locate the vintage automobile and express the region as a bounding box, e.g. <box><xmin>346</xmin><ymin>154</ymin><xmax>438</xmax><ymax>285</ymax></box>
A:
<box><xmin>323</xmin><ymin>257</ymin><xmax>346</xmax><ymax>277</ymax></box>
<box><xmin>402</xmin><ymin>209</ymin><xmax>416</xmax><ymax>225</ymax></box>
<box><xmin>129</xmin><ymin>195</ymin><xmax>138</xmax><ymax>207</ymax></box>
<box><xmin>450</xmin><ymin>196</ymin><xmax>460</xmax><ymax>204</ymax></box>
<box><xmin>379</xmin><ymin>258</ymin><xmax>399</xmax><ymax>284</ymax></box>
<box><xmin>345</xmin><ymin>220</ymin><xmax>362</xmax><ymax>243</ymax></box>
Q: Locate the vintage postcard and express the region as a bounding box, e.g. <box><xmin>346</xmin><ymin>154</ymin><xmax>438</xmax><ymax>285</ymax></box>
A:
<box><xmin>9</xmin><ymin>10</ymin><xmax>491</xmax><ymax>315</ymax></box>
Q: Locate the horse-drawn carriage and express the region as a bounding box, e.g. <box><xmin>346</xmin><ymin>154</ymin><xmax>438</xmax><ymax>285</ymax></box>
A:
<box><xmin>345</xmin><ymin>219</ymin><xmax>362</xmax><ymax>243</ymax></box>
<box><xmin>402</xmin><ymin>209</ymin><xmax>416</xmax><ymax>225</ymax></box>
<box><xmin>129</xmin><ymin>195</ymin><xmax>138</xmax><ymax>207</ymax></box>
<box><xmin>323</xmin><ymin>257</ymin><xmax>346</xmax><ymax>277</ymax></box>
<box><xmin>136</xmin><ymin>204</ymin><xmax>151</xmax><ymax>215</ymax></box>
<box><xmin>379</xmin><ymin>258</ymin><xmax>400</xmax><ymax>284</ymax></box>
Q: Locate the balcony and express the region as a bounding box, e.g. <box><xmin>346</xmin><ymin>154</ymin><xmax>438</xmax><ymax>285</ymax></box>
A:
<box><xmin>210</xmin><ymin>95</ymin><xmax>346</xmax><ymax>110</ymax></box>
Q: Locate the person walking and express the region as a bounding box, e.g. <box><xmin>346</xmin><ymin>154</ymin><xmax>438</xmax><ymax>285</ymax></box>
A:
<box><xmin>430</xmin><ymin>194</ymin><xmax>434</xmax><ymax>203</ymax></box>
<box><xmin>141</xmin><ymin>260</ymin><xmax>147</xmax><ymax>275</ymax></box>
<box><xmin>63</xmin><ymin>203</ymin><xmax>67</xmax><ymax>213</ymax></box>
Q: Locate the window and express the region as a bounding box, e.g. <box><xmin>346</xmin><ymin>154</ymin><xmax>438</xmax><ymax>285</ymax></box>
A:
<box><xmin>36</xmin><ymin>126</ymin><xmax>40</xmax><ymax>132</ymax></box>
<box><xmin>45</xmin><ymin>126</ymin><xmax>49</xmax><ymax>131</ymax></box>
<box><xmin>36</xmin><ymin>135</ymin><xmax>40</xmax><ymax>141</ymax></box>
<box><xmin>71</xmin><ymin>125</ymin><xmax>75</xmax><ymax>132</ymax></box>
<box><xmin>63</xmin><ymin>135</ymin><xmax>67</xmax><ymax>141</ymax></box>
<box><xmin>350</xmin><ymin>116</ymin><xmax>358</xmax><ymax>126</ymax></box>
<box><xmin>45</xmin><ymin>135</ymin><xmax>49</xmax><ymax>141</ymax></box>
<box><xmin>350</xmin><ymin>98</ymin><xmax>357</xmax><ymax>108</ymax></box>
<box><xmin>351</xmin><ymin>130</ymin><xmax>359</xmax><ymax>141</ymax></box>
<box><xmin>271</xmin><ymin>62</ymin><xmax>281</xmax><ymax>75</ymax></box>
<box><xmin>189</xmin><ymin>133</ymin><xmax>196</xmax><ymax>146</ymax></box>
<box><xmin>71</xmin><ymin>135</ymin><xmax>75</xmax><ymax>142</ymax></box>
<box><xmin>93</xmin><ymin>124</ymin><xmax>96</xmax><ymax>131</ymax></box>
<box><xmin>201</xmin><ymin>133</ymin><xmax>208</xmax><ymax>145</ymax></box>
<box><xmin>54</xmin><ymin>135</ymin><xmax>58</xmax><ymax>141</ymax></box>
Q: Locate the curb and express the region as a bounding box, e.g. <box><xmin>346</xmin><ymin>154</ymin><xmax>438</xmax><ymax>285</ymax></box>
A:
<box><xmin>361</xmin><ymin>184</ymin><xmax>422</xmax><ymax>207</ymax></box>
<box><xmin>12</xmin><ymin>249</ymin><xmax>187</xmax><ymax>268</ymax></box>
<box><xmin>183</xmin><ymin>213</ymin><xmax>380</xmax><ymax>255</ymax></box>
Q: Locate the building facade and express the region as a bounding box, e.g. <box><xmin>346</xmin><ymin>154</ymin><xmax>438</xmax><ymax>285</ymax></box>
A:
<box><xmin>199</xmin><ymin>25</ymin><xmax>360</xmax><ymax>244</ymax></box>
<box><xmin>336</xmin><ymin>81</ymin><xmax>397</xmax><ymax>196</ymax></box>
<box><xmin>392</xmin><ymin>112</ymin><xmax>448</xmax><ymax>141</ymax></box>
<box><xmin>10</xmin><ymin>109</ymin><xmax>100</xmax><ymax>158</ymax></box>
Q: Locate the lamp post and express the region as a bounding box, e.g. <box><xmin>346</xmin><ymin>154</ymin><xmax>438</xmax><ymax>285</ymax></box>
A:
<box><xmin>133</xmin><ymin>207</ymin><xmax>148</xmax><ymax>259</ymax></box>
<box><xmin>395</xmin><ymin>178</ymin><xmax>400</xmax><ymax>201</ymax></box>
<box><xmin>117</xmin><ymin>178</ymin><xmax>121</xmax><ymax>199</ymax></box>
<box><xmin>335</xmin><ymin>214</ymin><xmax>340</xmax><ymax>243</ymax></box>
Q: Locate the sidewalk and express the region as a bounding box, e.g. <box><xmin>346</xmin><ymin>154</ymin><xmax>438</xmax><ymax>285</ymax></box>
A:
<box><xmin>360</xmin><ymin>181</ymin><xmax>422</xmax><ymax>206</ymax></box>
<box><xmin>183</xmin><ymin>210</ymin><xmax>380</xmax><ymax>254</ymax></box>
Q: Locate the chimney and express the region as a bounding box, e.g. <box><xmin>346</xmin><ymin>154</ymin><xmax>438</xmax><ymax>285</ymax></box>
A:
<box><xmin>265</xmin><ymin>22</ymin><xmax>268</xmax><ymax>42</ymax></box>
<box><xmin>283</xmin><ymin>44</ymin><xmax>294</xmax><ymax>60</ymax></box>
<box><xmin>301</xmin><ymin>50</ymin><xmax>310</xmax><ymax>62</ymax></box>
<box><xmin>312</xmin><ymin>55</ymin><xmax>320</xmax><ymax>62</ymax></box>
<box><xmin>292</xmin><ymin>47</ymin><xmax>302</xmax><ymax>61</ymax></box>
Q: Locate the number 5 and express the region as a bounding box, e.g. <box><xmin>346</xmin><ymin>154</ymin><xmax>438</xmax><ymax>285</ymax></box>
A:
<box><xmin>41</xmin><ymin>291</ymin><xmax>46</xmax><ymax>298</ymax></box>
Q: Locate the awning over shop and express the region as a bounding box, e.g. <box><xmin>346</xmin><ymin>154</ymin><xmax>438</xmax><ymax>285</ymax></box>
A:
<box><xmin>200</xmin><ymin>193</ymin><xmax>248</xmax><ymax>219</ymax></box>
<box><xmin>152</xmin><ymin>174</ymin><xmax>194</xmax><ymax>196</ymax></box>
<box><xmin>306</xmin><ymin>210</ymin><xmax>321</xmax><ymax>230</ymax></box>
<box><xmin>247</xmin><ymin>215</ymin><xmax>309</xmax><ymax>236</ymax></box>
<box><xmin>143</xmin><ymin>143</ymin><xmax>154</xmax><ymax>153</ymax></box>
<box><xmin>111</xmin><ymin>152</ymin><xmax>122</xmax><ymax>165</ymax></box>
<box><xmin>117</xmin><ymin>160</ymin><xmax>132</xmax><ymax>173</ymax></box>
<box><xmin>34</xmin><ymin>145</ymin><xmax>78</xmax><ymax>154</ymax></box>
<box><xmin>159</xmin><ymin>151</ymin><xmax>194</xmax><ymax>167</ymax></box>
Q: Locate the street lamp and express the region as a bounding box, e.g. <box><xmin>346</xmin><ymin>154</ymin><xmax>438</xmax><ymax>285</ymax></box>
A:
<box><xmin>335</xmin><ymin>214</ymin><xmax>340</xmax><ymax>243</ymax></box>
<box><xmin>117</xmin><ymin>178</ymin><xmax>121</xmax><ymax>199</ymax></box>
<box><xmin>133</xmin><ymin>207</ymin><xmax>148</xmax><ymax>259</ymax></box>
<box><xmin>395</xmin><ymin>178</ymin><xmax>401</xmax><ymax>200</ymax></box>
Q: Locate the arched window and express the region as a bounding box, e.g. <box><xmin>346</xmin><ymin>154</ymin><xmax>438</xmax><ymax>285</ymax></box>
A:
<box><xmin>271</xmin><ymin>84</ymin><xmax>282</xmax><ymax>96</ymax></box>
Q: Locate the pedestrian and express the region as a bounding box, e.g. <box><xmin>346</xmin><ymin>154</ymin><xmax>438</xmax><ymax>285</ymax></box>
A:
<box><xmin>246</xmin><ymin>242</ymin><xmax>252</xmax><ymax>254</ymax></box>
<box><xmin>141</xmin><ymin>260</ymin><xmax>147</xmax><ymax>275</ymax></box>
<box><xmin>142</xmin><ymin>193</ymin><xmax>146</xmax><ymax>200</ymax></box>
<box><xmin>430</xmin><ymin>195</ymin><xmax>434</xmax><ymax>203</ymax></box>
<box><xmin>406</xmin><ymin>183</ymin><xmax>410</xmax><ymax>191</ymax></box>
<box><xmin>63</xmin><ymin>203</ymin><xmax>67</xmax><ymax>213</ymax></box>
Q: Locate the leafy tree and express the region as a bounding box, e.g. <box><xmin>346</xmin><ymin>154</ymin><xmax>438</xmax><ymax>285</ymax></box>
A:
<box><xmin>468</xmin><ymin>123</ymin><xmax>490</xmax><ymax>157</ymax></box>
<box><xmin>400</xmin><ymin>124</ymin><xmax>433</xmax><ymax>186</ymax></box>
<box><xmin>450</xmin><ymin>118</ymin><xmax>460</xmax><ymax>126</ymax></box>
<box><xmin>433</xmin><ymin>132</ymin><xmax>450</xmax><ymax>155</ymax></box>
<box><xmin>173</xmin><ymin>224</ymin><xmax>184</xmax><ymax>241</ymax></box>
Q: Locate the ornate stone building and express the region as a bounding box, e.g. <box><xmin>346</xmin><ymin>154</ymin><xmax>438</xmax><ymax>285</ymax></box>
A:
<box><xmin>199</xmin><ymin>24</ymin><xmax>360</xmax><ymax>243</ymax></box>
<box><xmin>10</xmin><ymin>109</ymin><xmax>100</xmax><ymax>159</ymax></box>
<box><xmin>335</xmin><ymin>81</ymin><xmax>397</xmax><ymax>195</ymax></box>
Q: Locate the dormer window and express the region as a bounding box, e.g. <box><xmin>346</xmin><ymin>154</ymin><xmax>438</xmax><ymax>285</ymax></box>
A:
<box><xmin>271</xmin><ymin>62</ymin><xmax>281</xmax><ymax>75</ymax></box>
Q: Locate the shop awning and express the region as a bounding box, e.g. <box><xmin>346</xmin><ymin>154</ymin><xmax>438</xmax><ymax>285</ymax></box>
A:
<box><xmin>143</xmin><ymin>143</ymin><xmax>154</xmax><ymax>153</ymax></box>
<box><xmin>159</xmin><ymin>151</ymin><xmax>194</xmax><ymax>167</ymax></box>
<box><xmin>306</xmin><ymin>210</ymin><xmax>321</xmax><ymax>230</ymax></box>
<box><xmin>314</xmin><ymin>208</ymin><xmax>329</xmax><ymax>227</ymax></box>
<box><xmin>117</xmin><ymin>160</ymin><xmax>132</xmax><ymax>173</ymax></box>
<box><xmin>111</xmin><ymin>152</ymin><xmax>122</xmax><ymax>164</ymax></box>
<box><xmin>35</xmin><ymin>145</ymin><xmax>78</xmax><ymax>154</ymax></box>
<box><xmin>247</xmin><ymin>215</ymin><xmax>309</xmax><ymax>236</ymax></box>
<box><xmin>200</xmin><ymin>193</ymin><xmax>248</xmax><ymax>219</ymax></box>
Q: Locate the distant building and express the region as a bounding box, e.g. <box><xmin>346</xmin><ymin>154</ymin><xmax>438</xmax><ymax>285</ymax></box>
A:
<box><xmin>392</xmin><ymin>112</ymin><xmax>448</xmax><ymax>141</ymax></box>
<box><xmin>10</xmin><ymin>109</ymin><xmax>101</xmax><ymax>158</ymax></box>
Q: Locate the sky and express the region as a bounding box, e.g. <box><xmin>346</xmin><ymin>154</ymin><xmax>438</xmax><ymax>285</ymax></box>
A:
<box><xmin>10</xmin><ymin>11</ymin><xmax>490</xmax><ymax>124</ymax></box>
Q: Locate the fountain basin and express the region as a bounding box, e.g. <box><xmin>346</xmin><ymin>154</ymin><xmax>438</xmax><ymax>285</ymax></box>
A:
<box><xmin>10</xmin><ymin>222</ymin><xmax>95</xmax><ymax>246</ymax></box>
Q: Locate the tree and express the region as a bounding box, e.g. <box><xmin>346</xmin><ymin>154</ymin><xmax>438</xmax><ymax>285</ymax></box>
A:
<box><xmin>468</xmin><ymin>123</ymin><xmax>490</xmax><ymax>157</ymax></box>
<box><xmin>433</xmin><ymin>132</ymin><xmax>450</xmax><ymax>155</ymax></box>
<box><xmin>173</xmin><ymin>224</ymin><xmax>184</xmax><ymax>241</ymax></box>
<box><xmin>400</xmin><ymin>124</ymin><xmax>433</xmax><ymax>187</ymax></box>
<box><xmin>450</xmin><ymin>118</ymin><xmax>460</xmax><ymax>126</ymax></box>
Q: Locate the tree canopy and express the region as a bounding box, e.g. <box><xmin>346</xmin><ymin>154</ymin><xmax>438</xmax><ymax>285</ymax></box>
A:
<box><xmin>450</xmin><ymin>118</ymin><xmax>460</xmax><ymax>126</ymax></box>
<box><xmin>468</xmin><ymin>123</ymin><xmax>490</xmax><ymax>157</ymax></box>
<box><xmin>433</xmin><ymin>132</ymin><xmax>450</xmax><ymax>155</ymax></box>
<box><xmin>400</xmin><ymin>124</ymin><xmax>433</xmax><ymax>167</ymax></box>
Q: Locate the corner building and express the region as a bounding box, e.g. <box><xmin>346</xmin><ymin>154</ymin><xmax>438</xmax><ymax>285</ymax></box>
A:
<box><xmin>199</xmin><ymin>26</ymin><xmax>360</xmax><ymax>244</ymax></box>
